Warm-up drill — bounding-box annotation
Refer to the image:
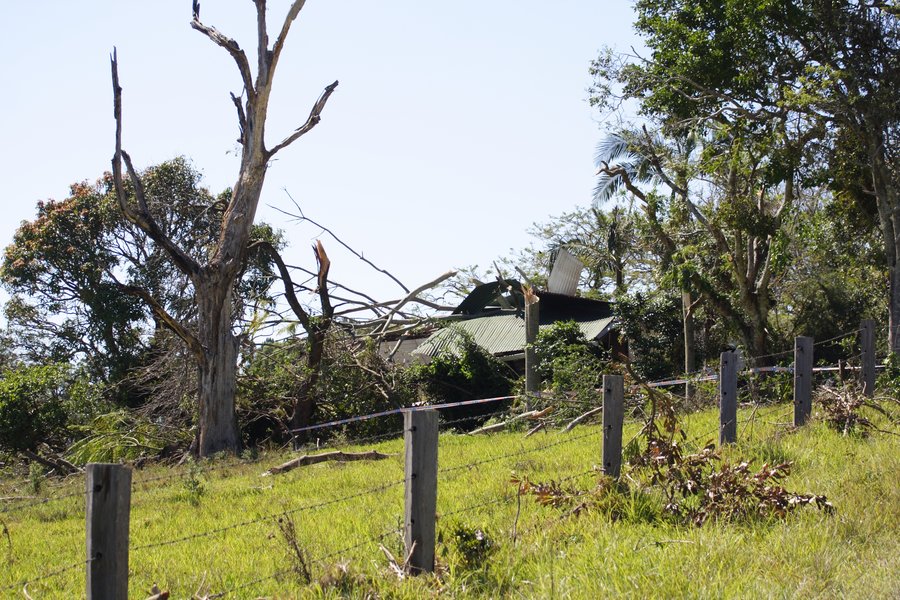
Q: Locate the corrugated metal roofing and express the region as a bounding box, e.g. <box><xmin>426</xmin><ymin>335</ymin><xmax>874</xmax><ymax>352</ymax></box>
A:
<box><xmin>411</xmin><ymin>313</ymin><xmax>616</xmax><ymax>358</ymax></box>
<box><xmin>547</xmin><ymin>248</ymin><xmax>584</xmax><ymax>296</ymax></box>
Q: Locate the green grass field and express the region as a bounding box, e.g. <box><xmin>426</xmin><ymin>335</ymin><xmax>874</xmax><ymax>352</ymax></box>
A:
<box><xmin>1</xmin><ymin>400</ymin><xmax>898</xmax><ymax>599</ymax></box>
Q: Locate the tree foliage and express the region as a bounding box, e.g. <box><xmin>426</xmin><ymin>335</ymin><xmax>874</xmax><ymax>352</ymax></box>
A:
<box><xmin>0</xmin><ymin>365</ymin><xmax>77</xmax><ymax>453</ymax></box>
<box><xmin>596</xmin><ymin>0</ymin><xmax>899</xmax><ymax>351</ymax></box>
<box><xmin>2</xmin><ymin>158</ymin><xmax>282</xmax><ymax>405</ymax></box>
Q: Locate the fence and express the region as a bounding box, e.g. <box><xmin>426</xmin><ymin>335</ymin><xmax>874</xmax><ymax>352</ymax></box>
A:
<box><xmin>1</xmin><ymin>319</ymin><xmax>890</xmax><ymax>597</ymax></box>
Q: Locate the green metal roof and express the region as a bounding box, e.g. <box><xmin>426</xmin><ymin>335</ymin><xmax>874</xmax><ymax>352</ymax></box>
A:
<box><xmin>412</xmin><ymin>313</ymin><xmax>616</xmax><ymax>358</ymax></box>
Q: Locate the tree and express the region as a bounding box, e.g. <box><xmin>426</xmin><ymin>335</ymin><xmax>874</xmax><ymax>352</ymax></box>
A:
<box><xmin>595</xmin><ymin>126</ymin><xmax>799</xmax><ymax>362</ymax></box>
<box><xmin>110</xmin><ymin>1</ymin><xmax>338</xmax><ymax>455</ymax></box>
<box><xmin>605</xmin><ymin>0</ymin><xmax>900</xmax><ymax>351</ymax></box>
<box><xmin>2</xmin><ymin>159</ymin><xmax>258</xmax><ymax>388</ymax></box>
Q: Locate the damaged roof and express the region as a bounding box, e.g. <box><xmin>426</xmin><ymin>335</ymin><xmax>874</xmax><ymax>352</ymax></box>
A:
<box><xmin>412</xmin><ymin>310</ymin><xmax>615</xmax><ymax>358</ymax></box>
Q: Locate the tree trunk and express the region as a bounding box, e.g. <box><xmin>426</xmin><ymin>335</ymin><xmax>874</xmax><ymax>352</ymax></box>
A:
<box><xmin>891</xmin><ymin>261</ymin><xmax>900</xmax><ymax>354</ymax></box>
<box><xmin>867</xmin><ymin>127</ymin><xmax>899</xmax><ymax>354</ymax></box>
<box><xmin>682</xmin><ymin>290</ymin><xmax>696</xmax><ymax>402</ymax></box>
<box><xmin>196</xmin><ymin>280</ymin><xmax>241</xmax><ymax>456</ymax></box>
<box><xmin>290</xmin><ymin>328</ymin><xmax>327</xmax><ymax>448</ymax></box>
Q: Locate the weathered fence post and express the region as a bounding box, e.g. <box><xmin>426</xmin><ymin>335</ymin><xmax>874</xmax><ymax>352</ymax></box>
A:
<box><xmin>523</xmin><ymin>286</ymin><xmax>540</xmax><ymax>410</ymax></box>
<box><xmin>602</xmin><ymin>374</ymin><xmax>625</xmax><ymax>478</ymax></box>
<box><xmin>719</xmin><ymin>351</ymin><xmax>737</xmax><ymax>444</ymax></box>
<box><xmin>404</xmin><ymin>409</ymin><xmax>438</xmax><ymax>574</ymax></box>
<box><xmin>860</xmin><ymin>319</ymin><xmax>876</xmax><ymax>397</ymax></box>
<box><xmin>793</xmin><ymin>336</ymin><xmax>814</xmax><ymax>426</ymax></box>
<box><xmin>86</xmin><ymin>463</ymin><xmax>132</xmax><ymax>600</ymax></box>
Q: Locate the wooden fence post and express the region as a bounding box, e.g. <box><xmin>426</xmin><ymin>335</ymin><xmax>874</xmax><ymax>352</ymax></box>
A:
<box><xmin>860</xmin><ymin>319</ymin><xmax>876</xmax><ymax>397</ymax></box>
<box><xmin>86</xmin><ymin>463</ymin><xmax>131</xmax><ymax>600</ymax></box>
<box><xmin>404</xmin><ymin>409</ymin><xmax>438</xmax><ymax>575</ymax></box>
<box><xmin>602</xmin><ymin>374</ymin><xmax>624</xmax><ymax>478</ymax></box>
<box><xmin>523</xmin><ymin>287</ymin><xmax>540</xmax><ymax>409</ymax></box>
<box><xmin>793</xmin><ymin>336</ymin><xmax>814</xmax><ymax>426</ymax></box>
<box><xmin>719</xmin><ymin>351</ymin><xmax>737</xmax><ymax>444</ymax></box>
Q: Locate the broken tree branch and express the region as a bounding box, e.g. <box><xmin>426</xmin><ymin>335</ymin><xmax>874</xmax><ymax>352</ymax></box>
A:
<box><xmin>190</xmin><ymin>2</ymin><xmax>255</xmax><ymax>104</ymax></box>
<box><xmin>263</xmin><ymin>450</ymin><xmax>392</xmax><ymax>475</ymax></box>
<box><xmin>469</xmin><ymin>407</ymin><xmax>554</xmax><ymax>435</ymax></box>
<box><xmin>268</xmin><ymin>80</ymin><xmax>340</xmax><ymax>157</ymax></box>
<box><xmin>376</xmin><ymin>270</ymin><xmax>457</xmax><ymax>336</ymax></box>
<box><xmin>110</xmin><ymin>50</ymin><xmax>201</xmax><ymax>279</ymax></box>
<box><xmin>276</xmin><ymin>193</ymin><xmax>411</xmax><ymax>293</ymax></box>
<box><xmin>563</xmin><ymin>406</ymin><xmax>603</xmax><ymax>433</ymax></box>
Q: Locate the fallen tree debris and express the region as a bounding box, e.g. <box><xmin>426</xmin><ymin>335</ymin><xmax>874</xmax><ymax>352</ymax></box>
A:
<box><xmin>563</xmin><ymin>406</ymin><xmax>602</xmax><ymax>432</ymax></box>
<box><xmin>469</xmin><ymin>407</ymin><xmax>554</xmax><ymax>435</ymax></box>
<box><xmin>263</xmin><ymin>450</ymin><xmax>392</xmax><ymax>476</ymax></box>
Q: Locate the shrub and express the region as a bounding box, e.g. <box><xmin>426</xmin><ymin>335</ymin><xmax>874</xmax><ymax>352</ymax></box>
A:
<box><xmin>404</xmin><ymin>328</ymin><xmax>513</xmax><ymax>426</ymax></box>
<box><xmin>531</xmin><ymin>321</ymin><xmax>608</xmax><ymax>418</ymax></box>
<box><xmin>0</xmin><ymin>364</ymin><xmax>71</xmax><ymax>453</ymax></box>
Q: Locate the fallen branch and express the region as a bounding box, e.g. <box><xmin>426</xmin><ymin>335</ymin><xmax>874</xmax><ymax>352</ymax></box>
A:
<box><xmin>380</xmin><ymin>541</ymin><xmax>415</xmax><ymax>580</ymax></box>
<box><xmin>564</xmin><ymin>406</ymin><xmax>602</xmax><ymax>433</ymax></box>
<box><xmin>524</xmin><ymin>422</ymin><xmax>546</xmax><ymax>438</ymax></box>
<box><xmin>263</xmin><ymin>450</ymin><xmax>392</xmax><ymax>476</ymax></box>
<box><xmin>469</xmin><ymin>407</ymin><xmax>554</xmax><ymax>435</ymax></box>
<box><xmin>20</xmin><ymin>449</ymin><xmax>82</xmax><ymax>475</ymax></box>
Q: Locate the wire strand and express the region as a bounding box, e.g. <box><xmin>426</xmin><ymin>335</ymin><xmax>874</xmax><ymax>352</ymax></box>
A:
<box><xmin>132</xmin><ymin>478</ymin><xmax>406</xmax><ymax>551</ymax></box>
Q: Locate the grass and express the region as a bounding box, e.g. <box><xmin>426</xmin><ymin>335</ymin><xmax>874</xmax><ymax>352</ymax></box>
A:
<box><xmin>1</xmin><ymin>397</ymin><xmax>898</xmax><ymax>599</ymax></box>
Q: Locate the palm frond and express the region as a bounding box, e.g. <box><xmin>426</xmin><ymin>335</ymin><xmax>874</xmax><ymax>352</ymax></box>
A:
<box><xmin>593</xmin><ymin>132</ymin><xmax>659</xmax><ymax>206</ymax></box>
<box><xmin>593</xmin><ymin>133</ymin><xmax>632</xmax><ymax>168</ymax></box>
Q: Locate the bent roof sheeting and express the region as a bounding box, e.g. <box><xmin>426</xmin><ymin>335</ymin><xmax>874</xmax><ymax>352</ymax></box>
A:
<box><xmin>412</xmin><ymin>314</ymin><xmax>616</xmax><ymax>358</ymax></box>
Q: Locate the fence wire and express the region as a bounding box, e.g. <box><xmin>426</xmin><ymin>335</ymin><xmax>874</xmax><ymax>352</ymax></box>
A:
<box><xmin>0</xmin><ymin>488</ymin><xmax>86</xmax><ymax>516</ymax></box>
<box><xmin>208</xmin><ymin>526</ymin><xmax>404</xmax><ymax>598</ymax></box>
<box><xmin>0</xmin><ymin>556</ymin><xmax>92</xmax><ymax>595</ymax></box>
<box><xmin>132</xmin><ymin>477</ymin><xmax>406</xmax><ymax>552</ymax></box>
<box><xmin>6</xmin><ymin>321</ymin><xmax>887</xmax><ymax>595</ymax></box>
<box><xmin>439</xmin><ymin>429</ymin><xmax>601</xmax><ymax>477</ymax></box>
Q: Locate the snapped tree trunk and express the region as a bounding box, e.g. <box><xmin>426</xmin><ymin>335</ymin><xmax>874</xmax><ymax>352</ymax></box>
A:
<box><xmin>290</xmin><ymin>328</ymin><xmax>327</xmax><ymax>448</ymax></box>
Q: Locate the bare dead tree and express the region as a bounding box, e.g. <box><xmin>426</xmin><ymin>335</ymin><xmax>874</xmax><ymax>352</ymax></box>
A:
<box><xmin>110</xmin><ymin>1</ymin><xmax>338</xmax><ymax>456</ymax></box>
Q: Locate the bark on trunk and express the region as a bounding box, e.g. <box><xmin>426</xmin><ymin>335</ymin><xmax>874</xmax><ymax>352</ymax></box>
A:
<box><xmin>290</xmin><ymin>328</ymin><xmax>327</xmax><ymax>448</ymax></box>
<box><xmin>888</xmin><ymin>268</ymin><xmax>900</xmax><ymax>357</ymax></box>
<box><xmin>196</xmin><ymin>281</ymin><xmax>241</xmax><ymax>456</ymax></box>
<box><xmin>868</xmin><ymin>128</ymin><xmax>899</xmax><ymax>354</ymax></box>
<box><xmin>682</xmin><ymin>290</ymin><xmax>696</xmax><ymax>402</ymax></box>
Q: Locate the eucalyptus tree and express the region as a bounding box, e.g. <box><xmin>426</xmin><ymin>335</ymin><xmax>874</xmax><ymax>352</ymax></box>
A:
<box><xmin>111</xmin><ymin>1</ymin><xmax>338</xmax><ymax>455</ymax></box>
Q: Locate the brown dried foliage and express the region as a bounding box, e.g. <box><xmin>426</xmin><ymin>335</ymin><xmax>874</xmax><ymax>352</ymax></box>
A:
<box><xmin>816</xmin><ymin>385</ymin><xmax>896</xmax><ymax>436</ymax></box>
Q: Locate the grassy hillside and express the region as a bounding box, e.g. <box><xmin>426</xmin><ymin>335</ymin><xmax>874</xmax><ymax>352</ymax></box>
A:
<box><xmin>1</xmin><ymin>400</ymin><xmax>898</xmax><ymax>599</ymax></box>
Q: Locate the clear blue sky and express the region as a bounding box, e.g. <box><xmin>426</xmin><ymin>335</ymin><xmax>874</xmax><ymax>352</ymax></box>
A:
<box><xmin>0</xmin><ymin>1</ymin><xmax>641</xmax><ymax>307</ymax></box>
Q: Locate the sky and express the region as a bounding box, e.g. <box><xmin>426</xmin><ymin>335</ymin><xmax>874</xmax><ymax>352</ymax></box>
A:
<box><xmin>0</xmin><ymin>1</ymin><xmax>641</xmax><ymax>312</ymax></box>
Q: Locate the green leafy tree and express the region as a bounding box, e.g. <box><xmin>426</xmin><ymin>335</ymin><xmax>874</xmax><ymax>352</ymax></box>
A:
<box><xmin>775</xmin><ymin>189</ymin><xmax>886</xmax><ymax>360</ymax></box>
<box><xmin>3</xmin><ymin>158</ymin><xmax>282</xmax><ymax>411</ymax></box>
<box><xmin>600</xmin><ymin>0</ymin><xmax>899</xmax><ymax>352</ymax></box>
<box><xmin>533</xmin><ymin>320</ymin><xmax>608</xmax><ymax>413</ymax></box>
<box><xmin>404</xmin><ymin>329</ymin><xmax>513</xmax><ymax>426</ymax></box>
<box><xmin>0</xmin><ymin>364</ymin><xmax>71</xmax><ymax>454</ymax></box>
<box><xmin>594</xmin><ymin>126</ymin><xmax>797</xmax><ymax>363</ymax></box>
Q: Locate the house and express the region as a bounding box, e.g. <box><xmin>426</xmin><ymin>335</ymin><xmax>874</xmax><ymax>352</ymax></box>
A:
<box><xmin>378</xmin><ymin>249</ymin><xmax>622</xmax><ymax>367</ymax></box>
<box><xmin>409</xmin><ymin>279</ymin><xmax>620</xmax><ymax>369</ymax></box>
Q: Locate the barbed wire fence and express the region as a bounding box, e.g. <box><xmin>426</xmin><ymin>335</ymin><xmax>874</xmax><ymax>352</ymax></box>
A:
<box><xmin>3</xmin><ymin>319</ymin><xmax>895</xmax><ymax>597</ymax></box>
